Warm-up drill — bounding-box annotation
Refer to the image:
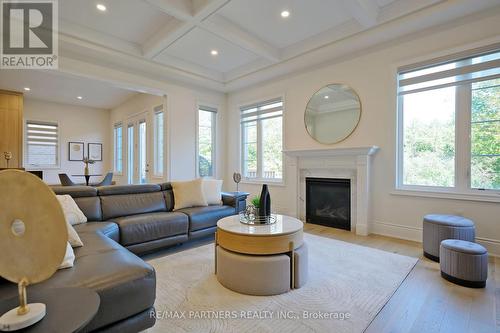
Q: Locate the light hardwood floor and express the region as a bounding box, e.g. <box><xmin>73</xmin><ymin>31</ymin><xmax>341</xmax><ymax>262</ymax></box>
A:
<box><xmin>303</xmin><ymin>223</ymin><xmax>499</xmax><ymax>333</ymax></box>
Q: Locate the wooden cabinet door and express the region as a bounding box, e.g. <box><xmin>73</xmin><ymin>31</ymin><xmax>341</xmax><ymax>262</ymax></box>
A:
<box><xmin>0</xmin><ymin>91</ymin><xmax>23</xmax><ymax>168</ymax></box>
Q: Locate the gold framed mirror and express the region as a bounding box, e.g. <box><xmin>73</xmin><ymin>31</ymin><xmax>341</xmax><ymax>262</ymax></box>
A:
<box><xmin>304</xmin><ymin>84</ymin><xmax>361</xmax><ymax>144</ymax></box>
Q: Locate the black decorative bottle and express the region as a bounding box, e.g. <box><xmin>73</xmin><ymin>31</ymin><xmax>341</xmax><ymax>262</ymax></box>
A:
<box><xmin>259</xmin><ymin>184</ymin><xmax>271</xmax><ymax>218</ymax></box>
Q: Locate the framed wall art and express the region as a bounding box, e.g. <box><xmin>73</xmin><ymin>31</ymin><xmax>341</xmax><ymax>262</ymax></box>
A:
<box><xmin>68</xmin><ymin>142</ymin><xmax>84</xmax><ymax>161</ymax></box>
<box><xmin>88</xmin><ymin>143</ymin><xmax>102</xmax><ymax>161</ymax></box>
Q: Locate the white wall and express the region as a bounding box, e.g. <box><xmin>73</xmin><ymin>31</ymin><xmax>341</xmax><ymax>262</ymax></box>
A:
<box><xmin>225</xmin><ymin>12</ymin><xmax>500</xmax><ymax>254</ymax></box>
<box><xmin>110</xmin><ymin>89</ymin><xmax>226</xmax><ymax>184</ymax></box>
<box><xmin>23</xmin><ymin>99</ymin><xmax>111</xmax><ymax>185</ymax></box>
<box><xmin>166</xmin><ymin>86</ymin><xmax>226</xmax><ymax>181</ymax></box>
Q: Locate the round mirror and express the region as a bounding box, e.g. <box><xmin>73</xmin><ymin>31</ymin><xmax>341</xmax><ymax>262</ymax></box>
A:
<box><xmin>304</xmin><ymin>84</ymin><xmax>361</xmax><ymax>144</ymax></box>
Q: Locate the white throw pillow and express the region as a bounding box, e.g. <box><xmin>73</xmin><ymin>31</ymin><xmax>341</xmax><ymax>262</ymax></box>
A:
<box><xmin>56</xmin><ymin>195</ymin><xmax>87</xmax><ymax>225</ymax></box>
<box><xmin>171</xmin><ymin>179</ymin><xmax>207</xmax><ymax>210</ymax></box>
<box><xmin>67</xmin><ymin>222</ymin><xmax>83</xmax><ymax>248</ymax></box>
<box><xmin>58</xmin><ymin>242</ymin><xmax>75</xmax><ymax>269</ymax></box>
<box><xmin>202</xmin><ymin>179</ymin><xmax>223</xmax><ymax>205</ymax></box>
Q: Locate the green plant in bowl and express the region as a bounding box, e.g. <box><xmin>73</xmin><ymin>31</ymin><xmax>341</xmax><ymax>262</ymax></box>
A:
<box><xmin>251</xmin><ymin>196</ymin><xmax>260</xmax><ymax>208</ymax></box>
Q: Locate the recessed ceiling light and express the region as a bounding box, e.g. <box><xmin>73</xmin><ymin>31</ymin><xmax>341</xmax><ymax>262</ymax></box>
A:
<box><xmin>96</xmin><ymin>4</ymin><xmax>106</xmax><ymax>12</ymax></box>
<box><xmin>77</xmin><ymin>96</ymin><xmax>83</xmax><ymax>100</ymax></box>
<box><xmin>211</xmin><ymin>50</ymin><xmax>218</xmax><ymax>56</ymax></box>
<box><xmin>281</xmin><ymin>10</ymin><xmax>290</xmax><ymax>18</ymax></box>
<box><xmin>23</xmin><ymin>87</ymin><xmax>30</xmax><ymax>91</ymax></box>
<box><xmin>324</xmin><ymin>95</ymin><xmax>329</xmax><ymax>99</ymax></box>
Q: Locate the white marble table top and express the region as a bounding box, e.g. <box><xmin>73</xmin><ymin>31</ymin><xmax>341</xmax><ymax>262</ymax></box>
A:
<box><xmin>217</xmin><ymin>214</ymin><xmax>303</xmax><ymax>237</ymax></box>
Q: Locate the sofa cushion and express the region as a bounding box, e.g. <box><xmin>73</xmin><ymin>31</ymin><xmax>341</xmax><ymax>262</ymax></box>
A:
<box><xmin>57</xmin><ymin>194</ymin><xmax>88</xmax><ymax>225</ymax></box>
<box><xmin>171</xmin><ymin>179</ymin><xmax>207</xmax><ymax>210</ymax></box>
<box><xmin>178</xmin><ymin>205</ymin><xmax>236</xmax><ymax>232</ymax></box>
<box><xmin>202</xmin><ymin>179</ymin><xmax>223</xmax><ymax>205</ymax></box>
<box><xmin>74</xmin><ymin>228</ymin><xmax>124</xmax><ymax>258</ymax></box>
<box><xmin>113</xmin><ymin>212</ymin><xmax>189</xmax><ymax>246</ymax></box>
<box><xmin>98</xmin><ymin>184</ymin><xmax>161</xmax><ymax>196</ymax></box>
<box><xmin>162</xmin><ymin>190</ymin><xmax>174</xmax><ymax>212</ymax></box>
<box><xmin>74</xmin><ymin>221</ymin><xmax>119</xmax><ymax>243</ymax></box>
<box><xmin>51</xmin><ymin>185</ymin><xmax>97</xmax><ymax>197</ymax></box>
<box><xmin>101</xmin><ymin>192</ymin><xmax>167</xmax><ymax>220</ymax></box>
<box><xmin>126</xmin><ymin>234</ymin><xmax>189</xmax><ymax>256</ymax></box>
<box><xmin>74</xmin><ymin>196</ymin><xmax>102</xmax><ymax>221</ymax></box>
<box><xmin>159</xmin><ymin>182</ymin><xmax>172</xmax><ymax>191</ymax></box>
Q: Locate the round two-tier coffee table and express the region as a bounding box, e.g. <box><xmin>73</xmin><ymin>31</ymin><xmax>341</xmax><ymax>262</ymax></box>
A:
<box><xmin>215</xmin><ymin>214</ymin><xmax>308</xmax><ymax>295</ymax></box>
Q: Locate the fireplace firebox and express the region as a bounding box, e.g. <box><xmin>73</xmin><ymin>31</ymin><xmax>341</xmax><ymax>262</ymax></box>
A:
<box><xmin>305</xmin><ymin>177</ymin><xmax>351</xmax><ymax>230</ymax></box>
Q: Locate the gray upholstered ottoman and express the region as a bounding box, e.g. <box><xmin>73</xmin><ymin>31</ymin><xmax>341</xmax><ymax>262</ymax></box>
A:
<box><xmin>423</xmin><ymin>214</ymin><xmax>475</xmax><ymax>262</ymax></box>
<box><xmin>216</xmin><ymin>243</ymin><xmax>308</xmax><ymax>295</ymax></box>
<box><xmin>440</xmin><ymin>239</ymin><xmax>488</xmax><ymax>288</ymax></box>
<box><xmin>294</xmin><ymin>242</ymin><xmax>308</xmax><ymax>288</ymax></box>
<box><xmin>216</xmin><ymin>246</ymin><xmax>291</xmax><ymax>295</ymax></box>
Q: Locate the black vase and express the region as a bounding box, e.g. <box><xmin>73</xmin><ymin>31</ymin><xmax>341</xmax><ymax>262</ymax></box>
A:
<box><xmin>258</xmin><ymin>184</ymin><xmax>271</xmax><ymax>217</ymax></box>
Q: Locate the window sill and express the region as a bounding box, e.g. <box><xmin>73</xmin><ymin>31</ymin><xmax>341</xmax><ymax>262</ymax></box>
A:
<box><xmin>391</xmin><ymin>188</ymin><xmax>500</xmax><ymax>203</ymax></box>
<box><xmin>240</xmin><ymin>179</ymin><xmax>286</xmax><ymax>187</ymax></box>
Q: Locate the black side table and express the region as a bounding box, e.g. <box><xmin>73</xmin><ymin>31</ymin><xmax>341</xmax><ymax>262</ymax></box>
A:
<box><xmin>0</xmin><ymin>287</ymin><xmax>100</xmax><ymax>333</ymax></box>
<box><xmin>222</xmin><ymin>191</ymin><xmax>250</xmax><ymax>213</ymax></box>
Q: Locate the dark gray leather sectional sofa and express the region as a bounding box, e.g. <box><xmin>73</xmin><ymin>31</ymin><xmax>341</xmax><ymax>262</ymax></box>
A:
<box><xmin>0</xmin><ymin>183</ymin><xmax>248</xmax><ymax>332</ymax></box>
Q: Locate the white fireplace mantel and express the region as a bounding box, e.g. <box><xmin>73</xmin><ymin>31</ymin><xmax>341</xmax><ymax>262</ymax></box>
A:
<box><xmin>283</xmin><ymin>146</ymin><xmax>379</xmax><ymax>157</ymax></box>
<box><xmin>284</xmin><ymin>146</ymin><xmax>379</xmax><ymax>236</ymax></box>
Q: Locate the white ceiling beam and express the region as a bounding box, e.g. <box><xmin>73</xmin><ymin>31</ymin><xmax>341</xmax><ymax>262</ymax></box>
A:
<box><xmin>59</xmin><ymin>34</ymin><xmax>226</xmax><ymax>91</ymax></box>
<box><xmin>142</xmin><ymin>0</ymin><xmax>230</xmax><ymax>59</ymax></box>
<box><xmin>201</xmin><ymin>15</ymin><xmax>280</xmax><ymax>62</ymax></box>
<box><xmin>144</xmin><ymin>0</ymin><xmax>193</xmax><ymax>21</ymax></box>
<box><xmin>192</xmin><ymin>0</ymin><xmax>230</xmax><ymax>22</ymax></box>
<box><xmin>341</xmin><ymin>0</ymin><xmax>380</xmax><ymax>28</ymax></box>
<box><xmin>60</xmin><ymin>19</ymin><xmax>143</xmax><ymax>56</ymax></box>
<box><xmin>143</xmin><ymin>20</ymin><xmax>194</xmax><ymax>58</ymax></box>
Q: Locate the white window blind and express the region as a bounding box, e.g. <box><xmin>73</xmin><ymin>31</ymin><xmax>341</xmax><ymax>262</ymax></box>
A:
<box><xmin>398</xmin><ymin>47</ymin><xmax>500</xmax><ymax>95</ymax></box>
<box><xmin>26</xmin><ymin>120</ymin><xmax>59</xmax><ymax>167</ymax></box>
<box><xmin>240</xmin><ymin>98</ymin><xmax>283</xmax><ymax>124</ymax></box>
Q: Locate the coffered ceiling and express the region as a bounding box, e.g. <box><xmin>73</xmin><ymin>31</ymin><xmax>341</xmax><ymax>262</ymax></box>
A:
<box><xmin>56</xmin><ymin>0</ymin><xmax>500</xmax><ymax>92</ymax></box>
<box><xmin>0</xmin><ymin>70</ymin><xmax>137</xmax><ymax>109</ymax></box>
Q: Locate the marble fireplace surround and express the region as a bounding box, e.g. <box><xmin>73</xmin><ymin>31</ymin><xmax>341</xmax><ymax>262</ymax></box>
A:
<box><xmin>284</xmin><ymin>146</ymin><xmax>379</xmax><ymax>236</ymax></box>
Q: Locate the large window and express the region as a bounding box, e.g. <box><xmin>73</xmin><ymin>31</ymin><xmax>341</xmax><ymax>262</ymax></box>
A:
<box><xmin>240</xmin><ymin>98</ymin><xmax>283</xmax><ymax>181</ymax></box>
<box><xmin>397</xmin><ymin>47</ymin><xmax>499</xmax><ymax>192</ymax></box>
<box><xmin>113</xmin><ymin>123</ymin><xmax>123</xmax><ymax>174</ymax></box>
<box><xmin>197</xmin><ymin>105</ymin><xmax>216</xmax><ymax>177</ymax></box>
<box><xmin>25</xmin><ymin>120</ymin><xmax>59</xmax><ymax>168</ymax></box>
<box><xmin>154</xmin><ymin>105</ymin><xmax>164</xmax><ymax>176</ymax></box>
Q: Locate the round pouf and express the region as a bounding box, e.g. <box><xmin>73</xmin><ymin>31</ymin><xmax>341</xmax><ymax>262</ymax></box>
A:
<box><xmin>440</xmin><ymin>239</ymin><xmax>488</xmax><ymax>288</ymax></box>
<box><xmin>216</xmin><ymin>246</ymin><xmax>291</xmax><ymax>295</ymax></box>
<box><xmin>423</xmin><ymin>214</ymin><xmax>475</xmax><ymax>262</ymax></box>
<box><xmin>293</xmin><ymin>242</ymin><xmax>308</xmax><ymax>289</ymax></box>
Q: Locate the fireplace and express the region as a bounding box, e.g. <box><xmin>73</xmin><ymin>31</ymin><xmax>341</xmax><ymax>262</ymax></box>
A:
<box><xmin>306</xmin><ymin>177</ymin><xmax>351</xmax><ymax>230</ymax></box>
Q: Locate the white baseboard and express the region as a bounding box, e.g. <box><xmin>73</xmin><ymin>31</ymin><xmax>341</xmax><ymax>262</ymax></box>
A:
<box><xmin>476</xmin><ymin>237</ymin><xmax>500</xmax><ymax>258</ymax></box>
<box><xmin>371</xmin><ymin>220</ymin><xmax>499</xmax><ymax>257</ymax></box>
<box><xmin>371</xmin><ymin>220</ymin><xmax>422</xmax><ymax>243</ymax></box>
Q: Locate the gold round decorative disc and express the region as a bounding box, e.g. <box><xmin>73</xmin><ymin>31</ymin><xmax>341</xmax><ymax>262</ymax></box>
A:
<box><xmin>0</xmin><ymin>170</ymin><xmax>68</xmax><ymax>284</ymax></box>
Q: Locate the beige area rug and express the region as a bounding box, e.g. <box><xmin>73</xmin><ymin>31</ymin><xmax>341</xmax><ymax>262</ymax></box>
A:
<box><xmin>147</xmin><ymin>233</ymin><xmax>418</xmax><ymax>333</ymax></box>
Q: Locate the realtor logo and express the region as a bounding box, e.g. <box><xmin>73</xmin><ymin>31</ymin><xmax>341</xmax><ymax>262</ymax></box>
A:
<box><xmin>1</xmin><ymin>0</ymin><xmax>58</xmax><ymax>69</ymax></box>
